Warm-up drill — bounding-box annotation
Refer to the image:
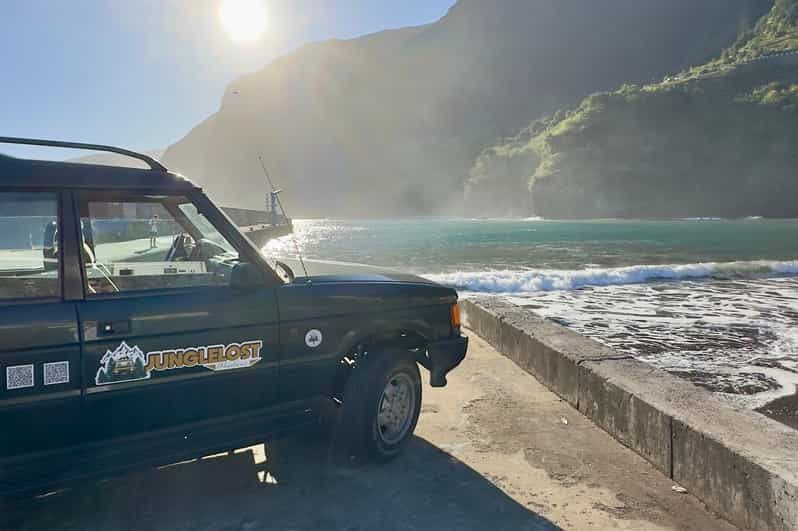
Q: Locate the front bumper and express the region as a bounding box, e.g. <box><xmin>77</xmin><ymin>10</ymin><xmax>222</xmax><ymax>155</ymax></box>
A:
<box><xmin>426</xmin><ymin>335</ymin><xmax>468</xmax><ymax>387</ymax></box>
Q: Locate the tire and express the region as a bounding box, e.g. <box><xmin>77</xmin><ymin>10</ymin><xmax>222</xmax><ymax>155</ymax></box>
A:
<box><xmin>333</xmin><ymin>348</ymin><xmax>422</xmax><ymax>462</ymax></box>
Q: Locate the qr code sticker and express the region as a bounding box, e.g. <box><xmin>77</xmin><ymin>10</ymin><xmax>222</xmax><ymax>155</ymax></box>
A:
<box><xmin>44</xmin><ymin>361</ymin><xmax>70</xmax><ymax>386</ymax></box>
<box><xmin>6</xmin><ymin>364</ymin><xmax>34</xmax><ymax>390</ymax></box>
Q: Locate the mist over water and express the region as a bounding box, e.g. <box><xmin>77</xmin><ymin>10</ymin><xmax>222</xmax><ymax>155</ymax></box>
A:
<box><xmin>267</xmin><ymin>218</ymin><xmax>798</xmax><ymax>406</ymax></box>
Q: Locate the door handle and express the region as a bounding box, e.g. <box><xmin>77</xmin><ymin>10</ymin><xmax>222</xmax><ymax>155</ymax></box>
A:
<box><xmin>97</xmin><ymin>320</ymin><xmax>131</xmax><ymax>337</ymax></box>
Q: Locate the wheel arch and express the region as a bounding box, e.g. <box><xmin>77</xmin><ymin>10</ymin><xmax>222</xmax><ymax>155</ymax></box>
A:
<box><xmin>329</xmin><ymin>322</ymin><xmax>433</xmax><ymax>404</ymax></box>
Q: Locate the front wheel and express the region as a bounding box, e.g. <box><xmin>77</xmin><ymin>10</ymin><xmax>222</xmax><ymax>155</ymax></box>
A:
<box><xmin>334</xmin><ymin>350</ymin><xmax>422</xmax><ymax>462</ymax></box>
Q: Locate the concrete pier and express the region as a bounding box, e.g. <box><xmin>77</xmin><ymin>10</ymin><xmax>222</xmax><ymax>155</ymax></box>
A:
<box><xmin>461</xmin><ymin>297</ymin><xmax>798</xmax><ymax>531</ymax></box>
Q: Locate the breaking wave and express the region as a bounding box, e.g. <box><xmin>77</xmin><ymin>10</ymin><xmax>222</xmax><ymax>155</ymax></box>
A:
<box><xmin>424</xmin><ymin>260</ymin><xmax>798</xmax><ymax>293</ymax></box>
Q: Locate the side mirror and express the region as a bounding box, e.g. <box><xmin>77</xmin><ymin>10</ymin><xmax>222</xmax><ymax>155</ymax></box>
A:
<box><xmin>230</xmin><ymin>262</ymin><xmax>265</xmax><ymax>288</ymax></box>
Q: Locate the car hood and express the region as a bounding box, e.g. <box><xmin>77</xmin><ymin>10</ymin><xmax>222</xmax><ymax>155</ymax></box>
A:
<box><xmin>276</xmin><ymin>258</ymin><xmax>439</xmax><ymax>286</ymax></box>
<box><xmin>272</xmin><ymin>258</ymin><xmax>458</xmax><ymax>327</ymax></box>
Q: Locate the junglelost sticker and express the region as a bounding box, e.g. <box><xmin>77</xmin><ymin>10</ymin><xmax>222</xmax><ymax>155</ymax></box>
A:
<box><xmin>95</xmin><ymin>340</ymin><xmax>263</xmax><ymax>386</ymax></box>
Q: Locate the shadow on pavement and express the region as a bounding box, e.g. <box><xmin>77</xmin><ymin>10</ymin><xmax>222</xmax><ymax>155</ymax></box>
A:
<box><xmin>1</xmin><ymin>436</ymin><xmax>561</xmax><ymax>531</ymax></box>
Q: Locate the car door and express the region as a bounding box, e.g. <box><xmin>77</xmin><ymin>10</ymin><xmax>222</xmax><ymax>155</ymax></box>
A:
<box><xmin>73</xmin><ymin>190</ymin><xmax>280</xmax><ymax>442</ymax></box>
<box><xmin>0</xmin><ymin>191</ymin><xmax>83</xmax><ymax>460</ymax></box>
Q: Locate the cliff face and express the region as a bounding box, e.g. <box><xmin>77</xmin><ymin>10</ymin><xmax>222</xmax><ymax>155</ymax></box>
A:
<box><xmin>531</xmin><ymin>67</ymin><xmax>798</xmax><ymax>219</ymax></box>
<box><xmin>471</xmin><ymin>0</ymin><xmax>798</xmax><ymax>219</ymax></box>
<box><xmin>163</xmin><ymin>0</ymin><xmax>767</xmax><ymax>217</ymax></box>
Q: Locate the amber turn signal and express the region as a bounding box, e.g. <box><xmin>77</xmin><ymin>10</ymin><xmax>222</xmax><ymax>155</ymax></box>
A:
<box><xmin>451</xmin><ymin>303</ymin><xmax>461</xmax><ymax>328</ymax></box>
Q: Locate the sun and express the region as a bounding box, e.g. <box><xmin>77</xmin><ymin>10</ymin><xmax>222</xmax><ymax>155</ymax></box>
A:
<box><xmin>219</xmin><ymin>0</ymin><xmax>268</xmax><ymax>43</ymax></box>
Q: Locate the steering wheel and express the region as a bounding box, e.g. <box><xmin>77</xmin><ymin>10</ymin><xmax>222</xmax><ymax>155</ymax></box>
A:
<box><xmin>185</xmin><ymin>235</ymin><xmax>201</xmax><ymax>261</ymax></box>
<box><xmin>165</xmin><ymin>233</ymin><xmax>194</xmax><ymax>262</ymax></box>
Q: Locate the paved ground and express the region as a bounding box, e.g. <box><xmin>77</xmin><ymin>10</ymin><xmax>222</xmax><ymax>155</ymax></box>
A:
<box><xmin>0</xmin><ymin>331</ymin><xmax>736</xmax><ymax>530</ymax></box>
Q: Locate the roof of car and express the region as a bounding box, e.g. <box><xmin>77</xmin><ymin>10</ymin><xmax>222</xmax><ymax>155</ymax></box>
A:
<box><xmin>0</xmin><ymin>154</ymin><xmax>198</xmax><ymax>192</ymax></box>
<box><xmin>0</xmin><ymin>138</ymin><xmax>199</xmax><ymax>192</ymax></box>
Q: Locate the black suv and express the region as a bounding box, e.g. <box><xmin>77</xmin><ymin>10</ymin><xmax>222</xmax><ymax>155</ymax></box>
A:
<box><xmin>0</xmin><ymin>137</ymin><xmax>467</xmax><ymax>495</ymax></box>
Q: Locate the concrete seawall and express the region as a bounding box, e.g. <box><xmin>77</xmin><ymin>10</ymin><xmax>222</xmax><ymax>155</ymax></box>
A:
<box><xmin>461</xmin><ymin>297</ymin><xmax>798</xmax><ymax>530</ymax></box>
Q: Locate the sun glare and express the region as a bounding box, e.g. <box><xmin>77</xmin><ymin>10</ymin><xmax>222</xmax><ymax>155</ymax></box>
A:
<box><xmin>219</xmin><ymin>0</ymin><xmax>268</xmax><ymax>43</ymax></box>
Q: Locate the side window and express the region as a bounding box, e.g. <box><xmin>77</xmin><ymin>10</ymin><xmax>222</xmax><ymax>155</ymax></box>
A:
<box><xmin>0</xmin><ymin>192</ymin><xmax>60</xmax><ymax>300</ymax></box>
<box><xmin>78</xmin><ymin>194</ymin><xmax>242</xmax><ymax>295</ymax></box>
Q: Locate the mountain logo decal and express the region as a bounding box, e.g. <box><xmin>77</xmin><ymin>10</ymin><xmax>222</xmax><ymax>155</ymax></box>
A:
<box><xmin>95</xmin><ymin>340</ymin><xmax>264</xmax><ymax>386</ymax></box>
<box><xmin>95</xmin><ymin>341</ymin><xmax>149</xmax><ymax>385</ymax></box>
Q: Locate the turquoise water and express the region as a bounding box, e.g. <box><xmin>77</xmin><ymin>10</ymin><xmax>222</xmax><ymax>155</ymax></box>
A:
<box><xmin>267</xmin><ymin>217</ymin><xmax>798</xmax><ymax>276</ymax></box>
<box><xmin>266</xmin><ymin>218</ymin><xmax>798</xmax><ymax>406</ymax></box>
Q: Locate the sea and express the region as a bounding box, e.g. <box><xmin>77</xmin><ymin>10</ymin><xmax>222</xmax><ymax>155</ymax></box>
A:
<box><xmin>265</xmin><ymin>218</ymin><xmax>798</xmax><ymax>411</ymax></box>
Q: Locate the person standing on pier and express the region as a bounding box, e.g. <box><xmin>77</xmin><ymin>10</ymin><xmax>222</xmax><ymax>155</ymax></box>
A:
<box><xmin>149</xmin><ymin>213</ymin><xmax>159</xmax><ymax>249</ymax></box>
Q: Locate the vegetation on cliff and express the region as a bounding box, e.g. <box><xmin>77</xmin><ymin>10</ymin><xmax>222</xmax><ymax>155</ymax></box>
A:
<box><xmin>468</xmin><ymin>0</ymin><xmax>798</xmax><ymax>219</ymax></box>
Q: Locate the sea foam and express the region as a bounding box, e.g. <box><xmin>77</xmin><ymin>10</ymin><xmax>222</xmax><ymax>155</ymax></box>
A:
<box><xmin>425</xmin><ymin>260</ymin><xmax>798</xmax><ymax>293</ymax></box>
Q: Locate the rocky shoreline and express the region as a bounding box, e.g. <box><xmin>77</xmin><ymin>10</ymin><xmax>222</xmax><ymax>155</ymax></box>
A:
<box><xmin>504</xmin><ymin>277</ymin><xmax>798</xmax><ymax>428</ymax></box>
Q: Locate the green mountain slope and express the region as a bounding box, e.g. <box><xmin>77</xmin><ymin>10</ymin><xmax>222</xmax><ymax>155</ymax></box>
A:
<box><xmin>163</xmin><ymin>0</ymin><xmax>768</xmax><ymax>217</ymax></box>
<box><xmin>470</xmin><ymin>0</ymin><xmax>798</xmax><ymax>219</ymax></box>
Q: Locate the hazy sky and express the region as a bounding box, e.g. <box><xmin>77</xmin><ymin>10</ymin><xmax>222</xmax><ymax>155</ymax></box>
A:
<box><xmin>1</xmin><ymin>0</ymin><xmax>455</xmax><ymax>158</ymax></box>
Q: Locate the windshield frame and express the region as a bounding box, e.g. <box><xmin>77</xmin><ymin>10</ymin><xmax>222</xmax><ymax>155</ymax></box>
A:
<box><xmin>174</xmin><ymin>200</ymin><xmax>237</xmax><ymax>257</ymax></box>
<box><xmin>180</xmin><ymin>190</ymin><xmax>285</xmax><ymax>286</ymax></box>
